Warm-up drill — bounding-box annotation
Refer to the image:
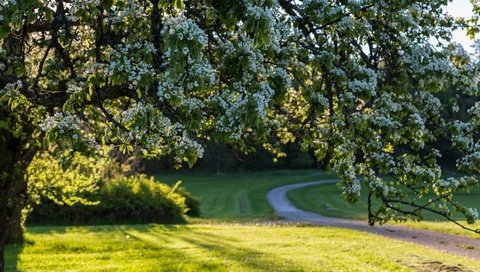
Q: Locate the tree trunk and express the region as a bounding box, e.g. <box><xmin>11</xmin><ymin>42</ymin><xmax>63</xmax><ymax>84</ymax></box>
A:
<box><xmin>0</xmin><ymin>108</ymin><xmax>37</xmax><ymax>272</ymax></box>
<box><xmin>6</xmin><ymin>196</ymin><xmax>26</xmax><ymax>244</ymax></box>
<box><xmin>0</xmin><ymin>155</ymin><xmax>31</xmax><ymax>272</ymax></box>
<box><xmin>0</xmin><ymin>244</ymin><xmax>4</xmax><ymax>272</ymax></box>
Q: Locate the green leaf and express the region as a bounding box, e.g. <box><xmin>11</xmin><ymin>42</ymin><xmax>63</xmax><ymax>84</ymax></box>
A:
<box><xmin>0</xmin><ymin>24</ymin><xmax>11</xmax><ymax>39</ymax></box>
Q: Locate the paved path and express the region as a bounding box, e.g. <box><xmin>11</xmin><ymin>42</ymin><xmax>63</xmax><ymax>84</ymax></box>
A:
<box><xmin>267</xmin><ymin>180</ymin><xmax>480</xmax><ymax>260</ymax></box>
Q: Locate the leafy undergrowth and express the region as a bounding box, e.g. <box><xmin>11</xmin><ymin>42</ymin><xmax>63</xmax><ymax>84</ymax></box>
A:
<box><xmin>6</xmin><ymin>224</ymin><xmax>480</xmax><ymax>272</ymax></box>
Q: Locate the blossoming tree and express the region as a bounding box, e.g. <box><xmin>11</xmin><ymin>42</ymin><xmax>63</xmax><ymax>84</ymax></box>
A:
<box><xmin>1</xmin><ymin>0</ymin><xmax>479</xmax><ymax>270</ymax></box>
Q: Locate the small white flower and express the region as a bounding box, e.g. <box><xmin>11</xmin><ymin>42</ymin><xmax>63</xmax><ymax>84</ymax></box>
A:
<box><xmin>452</xmin><ymin>104</ymin><xmax>459</xmax><ymax>113</ymax></box>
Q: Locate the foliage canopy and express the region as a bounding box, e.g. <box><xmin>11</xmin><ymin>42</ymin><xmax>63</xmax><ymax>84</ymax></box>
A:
<box><xmin>0</xmin><ymin>0</ymin><xmax>480</xmax><ymax>231</ymax></box>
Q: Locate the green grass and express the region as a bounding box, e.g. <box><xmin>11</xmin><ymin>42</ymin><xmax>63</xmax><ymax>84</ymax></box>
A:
<box><xmin>396</xmin><ymin>221</ymin><xmax>480</xmax><ymax>238</ymax></box>
<box><xmin>287</xmin><ymin>181</ymin><xmax>480</xmax><ymax>237</ymax></box>
<box><xmin>287</xmin><ymin>180</ymin><xmax>366</xmax><ymax>219</ymax></box>
<box><xmin>8</xmin><ymin>170</ymin><xmax>480</xmax><ymax>271</ymax></box>
<box><xmin>288</xmin><ymin>180</ymin><xmax>480</xmax><ymax>220</ymax></box>
<box><xmin>155</xmin><ymin>170</ymin><xmax>334</xmax><ymax>220</ymax></box>
<box><xmin>7</xmin><ymin>224</ymin><xmax>480</xmax><ymax>272</ymax></box>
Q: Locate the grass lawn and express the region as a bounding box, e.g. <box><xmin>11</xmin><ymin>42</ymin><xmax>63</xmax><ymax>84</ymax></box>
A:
<box><xmin>7</xmin><ymin>224</ymin><xmax>480</xmax><ymax>272</ymax></box>
<box><xmin>155</xmin><ymin>170</ymin><xmax>335</xmax><ymax>221</ymax></box>
<box><xmin>157</xmin><ymin>170</ymin><xmax>480</xmax><ymax>237</ymax></box>
<box><xmin>8</xmin><ymin>170</ymin><xmax>480</xmax><ymax>271</ymax></box>
<box><xmin>287</xmin><ymin>181</ymin><xmax>480</xmax><ymax>238</ymax></box>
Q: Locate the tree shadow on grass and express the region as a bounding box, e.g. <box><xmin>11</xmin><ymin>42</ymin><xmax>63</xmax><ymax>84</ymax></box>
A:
<box><xmin>179</xmin><ymin>231</ymin><xmax>294</xmax><ymax>271</ymax></box>
<box><xmin>123</xmin><ymin>230</ymin><xmax>231</xmax><ymax>271</ymax></box>
<box><xmin>124</xmin><ymin>226</ymin><xmax>308</xmax><ymax>271</ymax></box>
<box><xmin>5</xmin><ymin>241</ymin><xmax>25</xmax><ymax>272</ymax></box>
<box><xmin>22</xmin><ymin>224</ymin><xmax>316</xmax><ymax>271</ymax></box>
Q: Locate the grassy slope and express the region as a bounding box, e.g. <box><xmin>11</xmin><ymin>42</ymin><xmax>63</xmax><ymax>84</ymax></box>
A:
<box><xmin>8</xmin><ymin>224</ymin><xmax>480</xmax><ymax>272</ymax></box>
<box><xmin>287</xmin><ymin>181</ymin><xmax>480</xmax><ymax>237</ymax></box>
<box><xmin>155</xmin><ymin>170</ymin><xmax>334</xmax><ymax>220</ymax></box>
<box><xmin>160</xmin><ymin>170</ymin><xmax>480</xmax><ymax>237</ymax></box>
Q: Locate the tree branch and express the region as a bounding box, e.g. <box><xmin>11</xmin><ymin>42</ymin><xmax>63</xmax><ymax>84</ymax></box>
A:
<box><xmin>382</xmin><ymin>198</ymin><xmax>480</xmax><ymax>234</ymax></box>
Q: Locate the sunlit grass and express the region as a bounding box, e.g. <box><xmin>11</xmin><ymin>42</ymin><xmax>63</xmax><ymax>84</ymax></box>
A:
<box><xmin>157</xmin><ymin>170</ymin><xmax>480</xmax><ymax>237</ymax></box>
<box><xmin>287</xmin><ymin>181</ymin><xmax>480</xmax><ymax>237</ymax></box>
<box><xmin>11</xmin><ymin>171</ymin><xmax>480</xmax><ymax>271</ymax></box>
<box><xmin>7</xmin><ymin>224</ymin><xmax>480</xmax><ymax>272</ymax></box>
<box><xmin>396</xmin><ymin>221</ymin><xmax>480</xmax><ymax>238</ymax></box>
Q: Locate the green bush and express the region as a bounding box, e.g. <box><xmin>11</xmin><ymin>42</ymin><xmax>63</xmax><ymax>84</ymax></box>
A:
<box><xmin>175</xmin><ymin>186</ymin><xmax>201</xmax><ymax>217</ymax></box>
<box><xmin>27</xmin><ymin>174</ymin><xmax>201</xmax><ymax>225</ymax></box>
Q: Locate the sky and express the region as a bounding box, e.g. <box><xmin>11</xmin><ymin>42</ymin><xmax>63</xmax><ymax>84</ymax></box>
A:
<box><xmin>446</xmin><ymin>0</ymin><xmax>475</xmax><ymax>53</ymax></box>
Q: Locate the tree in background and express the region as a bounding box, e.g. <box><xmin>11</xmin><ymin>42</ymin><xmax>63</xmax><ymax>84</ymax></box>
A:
<box><xmin>0</xmin><ymin>0</ymin><xmax>480</xmax><ymax>270</ymax></box>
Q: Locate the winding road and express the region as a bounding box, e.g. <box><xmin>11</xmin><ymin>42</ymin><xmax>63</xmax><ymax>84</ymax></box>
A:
<box><xmin>267</xmin><ymin>180</ymin><xmax>480</xmax><ymax>260</ymax></box>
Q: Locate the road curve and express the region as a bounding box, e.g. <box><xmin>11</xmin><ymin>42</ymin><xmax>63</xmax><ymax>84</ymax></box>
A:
<box><xmin>267</xmin><ymin>180</ymin><xmax>480</xmax><ymax>260</ymax></box>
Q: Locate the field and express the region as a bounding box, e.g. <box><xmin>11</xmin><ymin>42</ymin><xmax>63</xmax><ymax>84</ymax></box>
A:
<box><xmin>7</xmin><ymin>224</ymin><xmax>480</xmax><ymax>272</ymax></box>
<box><xmin>287</xmin><ymin>180</ymin><xmax>480</xmax><ymax>237</ymax></box>
<box><xmin>155</xmin><ymin>170</ymin><xmax>332</xmax><ymax>220</ymax></box>
<box><xmin>158</xmin><ymin>170</ymin><xmax>480</xmax><ymax>237</ymax></box>
<box><xmin>6</xmin><ymin>170</ymin><xmax>480</xmax><ymax>271</ymax></box>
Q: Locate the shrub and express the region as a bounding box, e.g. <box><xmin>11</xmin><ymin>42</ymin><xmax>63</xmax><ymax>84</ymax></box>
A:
<box><xmin>27</xmin><ymin>174</ymin><xmax>201</xmax><ymax>225</ymax></box>
<box><xmin>175</xmin><ymin>186</ymin><xmax>201</xmax><ymax>217</ymax></box>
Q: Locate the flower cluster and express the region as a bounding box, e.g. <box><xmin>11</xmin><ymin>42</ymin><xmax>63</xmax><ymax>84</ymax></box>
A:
<box><xmin>331</xmin><ymin>140</ymin><xmax>362</xmax><ymax>198</ymax></box>
<box><xmin>106</xmin><ymin>0</ymin><xmax>147</xmax><ymax>24</ymax></box>
<box><xmin>163</xmin><ymin>16</ymin><xmax>208</xmax><ymax>45</ymax></box>
<box><xmin>215</xmin><ymin>91</ymin><xmax>249</xmax><ymax>140</ymax></box>
<box><xmin>402</xmin><ymin>45</ymin><xmax>454</xmax><ymax>92</ymax></box>
<box><xmin>243</xmin><ymin>1</ymin><xmax>277</xmax><ymax>46</ymax></box>
<box><xmin>435</xmin><ymin>177</ymin><xmax>471</xmax><ymax>191</ymax></box>
<box><xmin>457</xmin><ymin>150</ymin><xmax>480</xmax><ymax>173</ymax></box>
<box><xmin>219</xmin><ymin>35</ymin><xmax>266</xmax><ymax>82</ymax></box>
<box><xmin>270</xmin><ymin>67</ymin><xmax>292</xmax><ymax>90</ymax></box>
<box><xmin>368</xmin><ymin>176</ymin><xmax>391</xmax><ymax>197</ymax></box>
<box><xmin>67</xmin><ymin>0</ymin><xmax>101</xmax><ymax>21</ymax></box>
<box><xmin>113</xmin><ymin>101</ymin><xmax>205</xmax><ymax>166</ymax></box>
<box><xmin>0</xmin><ymin>80</ymin><xmax>29</xmax><ymax>110</ymax></box>
<box><xmin>41</xmin><ymin>112</ymin><xmax>79</xmax><ymax>132</ymax></box>
<box><xmin>450</xmin><ymin>120</ymin><xmax>474</xmax><ymax>152</ymax></box>
<box><xmin>0</xmin><ymin>0</ymin><xmax>16</xmax><ymax>9</ymax></box>
<box><xmin>301</xmin><ymin>0</ymin><xmax>344</xmax><ymax>26</ymax></box>
<box><xmin>106</xmin><ymin>42</ymin><xmax>156</xmax><ymax>89</ymax></box>
<box><xmin>157</xmin><ymin>15</ymin><xmax>214</xmax><ymax>112</ymax></box>
<box><xmin>66</xmin><ymin>81</ymin><xmax>85</xmax><ymax>94</ymax></box>
<box><xmin>347</xmin><ymin>66</ymin><xmax>378</xmax><ymax>96</ymax></box>
<box><xmin>467</xmin><ymin>208</ymin><xmax>479</xmax><ymax>221</ymax></box>
<box><xmin>0</xmin><ymin>80</ymin><xmax>22</xmax><ymax>97</ymax></box>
